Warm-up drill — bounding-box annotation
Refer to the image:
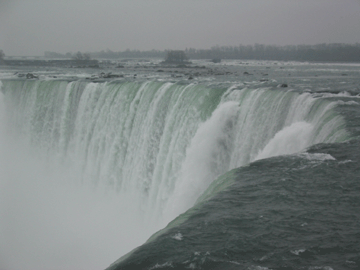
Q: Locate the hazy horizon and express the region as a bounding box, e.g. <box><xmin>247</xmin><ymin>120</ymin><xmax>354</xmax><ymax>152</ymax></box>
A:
<box><xmin>1</xmin><ymin>0</ymin><xmax>360</xmax><ymax>56</ymax></box>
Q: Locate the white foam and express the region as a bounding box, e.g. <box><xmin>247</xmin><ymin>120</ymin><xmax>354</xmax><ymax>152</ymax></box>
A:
<box><xmin>0</xmin><ymin>72</ymin><xmax>19</xmax><ymax>79</ymax></box>
<box><xmin>291</xmin><ymin>249</ymin><xmax>306</xmax><ymax>255</ymax></box>
<box><xmin>149</xmin><ymin>262</ymin><xmax>173</xmax><ymax>270</ymax></box>
<box><xmin>171</xmin><ymin>232</ymin><xmax>183</xmax><ymax>241</ymax></box>
<box><xmin>164</xmin><ymin>101</ymin><xmax>240</xmax><ymax>220</ymax></box>
<box><xmin>339</xmin><ymin>160</ymin><xmax>353</xmax><ymax>164</ymax></box>
<box><xmin>254</xmin><ymin>122</ymin><xmax>314</xmax><ymax>161</ymax></box>
<box><xmin>336</xmin><ymin>100</ymin><xmax>359</xmax><ymax>106</ymax></box>
<box><xmin>319</xmin><ymin>91</ymin><xmax>360</xmax><ymax>98</ymax></box>
<box><xmin>298</xmin><ymin>153</ymin><xmax>336</xmax><ymax>161</ymax></box>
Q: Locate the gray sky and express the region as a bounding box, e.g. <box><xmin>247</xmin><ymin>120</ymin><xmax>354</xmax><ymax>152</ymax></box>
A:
<box><xmin>1</xmin><ymin>0</ymin><xmax>360</xmax><ymax>56</ymax></box>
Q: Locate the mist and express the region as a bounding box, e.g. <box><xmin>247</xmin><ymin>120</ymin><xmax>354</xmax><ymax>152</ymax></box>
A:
<box><xmin>1</xmin><ymin>0</ymin><xmax>360</xmax><ymax>56</ymax></box>
<box><xmin>0</xmin><ymin>92</ymin><xmax>158</xmax><ymax>270</ymax></box>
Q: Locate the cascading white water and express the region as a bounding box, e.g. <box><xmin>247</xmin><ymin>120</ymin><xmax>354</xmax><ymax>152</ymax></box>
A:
<box><xmin>254</xmin><ymin>121</ymin><xmax>314</xmax><ymax>161</ymax></box>
<box><xmin>0</xmin><ymin>79</ymin><xmax>349</xmax><ymax>270</ymax></box>
<box><xmin>164</xmin><ymin>101</ymin><xmax>241</xmax><ymax>219</ymax></box>
<box><xmin>0</xmin><ymin>85</ymin><xmax>159</xmax><ymax>270</ymax></box>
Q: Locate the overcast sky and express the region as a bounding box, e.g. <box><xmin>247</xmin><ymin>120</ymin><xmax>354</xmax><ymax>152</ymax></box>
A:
<box><xmin>1</xmin><ymin>0</ymin><xmax>360</xmax><ymax>56</ymax></box>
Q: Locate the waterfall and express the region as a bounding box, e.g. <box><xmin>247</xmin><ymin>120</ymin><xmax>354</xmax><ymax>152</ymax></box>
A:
<box><xmin>0</xmin><ymin>79</ymin><xmax>348</xmax><ymax>270</ymax></box>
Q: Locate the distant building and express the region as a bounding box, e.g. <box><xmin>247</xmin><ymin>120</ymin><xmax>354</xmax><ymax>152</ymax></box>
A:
<box><xmin>162</xmin><ymin>50</ymin><xmax>191</xmax><ymax>64</ymax></box>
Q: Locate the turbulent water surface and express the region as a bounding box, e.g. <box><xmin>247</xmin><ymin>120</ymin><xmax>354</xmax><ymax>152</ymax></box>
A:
<box><xmin>0</xmin><ymin>60</ymin><xmax>359</xmax><ymax>270</ymax></box>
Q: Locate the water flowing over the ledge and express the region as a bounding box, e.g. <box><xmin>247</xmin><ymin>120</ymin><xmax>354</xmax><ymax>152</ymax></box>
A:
<box><xmin>0</xmin><ymin>69</ymin><xmax>358</xmax><ymax>270</ymax></box>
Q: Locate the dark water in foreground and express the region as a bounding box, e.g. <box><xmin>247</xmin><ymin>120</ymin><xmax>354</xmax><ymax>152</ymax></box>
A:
<box><xmin>109</xmin><ymin>140</ymin><xmax>360</xmax><ymax>270</ymax></box>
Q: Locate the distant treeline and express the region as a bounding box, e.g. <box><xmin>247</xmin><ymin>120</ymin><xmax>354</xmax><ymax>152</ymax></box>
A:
<box><xmin>44</xmin><ymin>49</ymin><xmax>165</xmax><ymax>59</ymax></box>
<box><xmin>186</xmin><ymin>43</ymin><xmax>360</xmax><ymax>62</ymax></box>
<box><xmin>44</xmin><ymin>43</ymin><xmax>360</xmax><ymax>62</ymax></box>
<box><xmin>92</xmin><ymin>49</ymin><xmax>166</xmax><ymax>59</ymax></box>
<box><xmin>44</xmin><ymin>51</ymin><xmax>92</xmax><ymax>60</ymax></box>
